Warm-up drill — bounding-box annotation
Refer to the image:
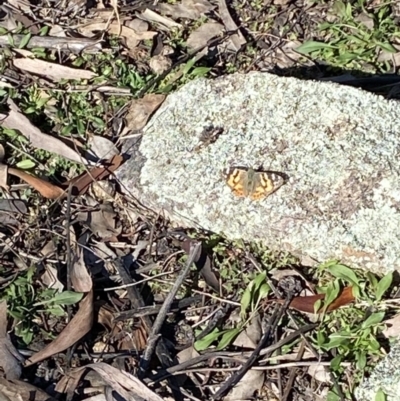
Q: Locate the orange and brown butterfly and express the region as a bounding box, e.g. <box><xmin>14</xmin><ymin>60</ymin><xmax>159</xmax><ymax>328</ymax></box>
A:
<box><xmin>225</xmin><ymin>167</ymin><xmax>285</xmax><ymax>201</ymax></box>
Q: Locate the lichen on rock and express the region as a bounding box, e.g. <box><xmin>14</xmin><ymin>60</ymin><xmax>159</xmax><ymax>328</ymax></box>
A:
<box><xmin>117</xmin><ymin>72</ymin><xmax>400</xmax><ymax>274</ymax></box>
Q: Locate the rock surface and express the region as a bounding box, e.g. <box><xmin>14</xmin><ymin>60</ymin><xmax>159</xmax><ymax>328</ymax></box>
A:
<box><xmin>355</xmin><ymin>341</ymin><xmax>400</xmax><ymax>401</ymax></box>
<box><xmin>117</xmin><ymin>72</ymin><xmax>400</xmax><ymax>274</ymax></box>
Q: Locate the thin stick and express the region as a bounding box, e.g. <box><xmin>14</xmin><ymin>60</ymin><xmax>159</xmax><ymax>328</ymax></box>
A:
<box><xmin>139</xmin><ymin>241</ymin><xmax>202</xmax><ymax>376</ymax></box>
<box><xmin>212</xmin><ymin>295</ymin><xmax>292</xmax><ymax>400</ymax></box>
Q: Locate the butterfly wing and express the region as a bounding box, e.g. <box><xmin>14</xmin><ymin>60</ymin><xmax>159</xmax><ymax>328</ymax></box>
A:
<box><xmin>250</xmin><ymin>172</ymin><xmax>284</xmax><ymax>200</ymax></box>
<box><xmin>226</xmin><ymin>168</ymin><xmax>247</xmax><ymax>197</ymax></box>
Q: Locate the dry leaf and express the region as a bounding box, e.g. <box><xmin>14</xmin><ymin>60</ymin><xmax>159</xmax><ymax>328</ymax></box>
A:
<box><xmin>225</xmin><ymin>370</ymin><xmax>265</xmax><ymax>401</ymax></box>
<box><xmin>63</xmin><ymin>154</ymin><xmax>124</xmax><ymax>196</ymax></box>
<box><xmin>69</xmin><ymin>227</ymin><xmax>93</xmax><ymax>292</ymax></box>
<box><xmin>0</xmin><ymin>302</ymin><xmax>24</xmax><ymax>380</ymax></box>
<box><xmin>87</xmin><ymin>135</ymin><xmax>119</xmax><ymax>160</ymax></box>
<box><xmin>76</xmin><ymin>204</ymin><xmax>120</xmax><ymax>240</ymax></box>
<box><xmin>140</xmin><ymin>9</ymin><xmax>182</xmax><ymax>30</ymax></box>
<box><xmin>308</xmin><ymin>363</ymin><xmax>332</xmax><ymax>384</ymax></box>
<box><xmin>175</xmin><ymin>346</ymin><xmax>200</xmax><ymax>385</ymax></box>
<box><xmin>1</xmin><ymin>99</ymin><xmax>84</xmax><ymax>164</ymax></box>
<box><xmin>0</xmin><ymin>199</ymin><xmax>26</xmax><ymax>214</ymax></box>
<box><xmin>186</xmin><ymin>22</ymin><xmax>224</xmax><ymax>50</ymax></box>
<box><xmin>383</xmin><ymin>313</ymin><xmax>400</xmax><ymax>338</ymax></box>
<box><xmin>125</xmin><ymin>94</ymin><xmax>166</xmax><ymax>132</ymax></box>
<box><xmin>8</xmin><ymin>167</ymin><xmax>65</xmax><ymax>199</ymax></box>
<box><xmin>57</xmin><ymin>363</ymin><xmax>164</xmax><ymax>401</ymax></box>
<box><xmin>0</xmin><ymin>163</ymin><xmax>9</xmax><ymax>191</ymax></box>
<box><xmin>157</xmin><ymin>0</ymin><xmax>214</xmax><ymax>20</ymax></box>
<box><xmin>25</xmin><ymin>290</ymin><xmax>93</xmax><ymax>366</ymax></box>
<box><xmin>274</xmin><ymin>286</ymin><xmax>355</xmax><ymax>313</ymax></box>
<box><xmin>218</xmin><ymin>0</ymin><xmax>246</xmax><ymax>51</ymax></box>
<box><xmin>41</xmin><ymin>266</ymin><xmax>64</xmax><ymax>291</ymax></box>
<box><xmin>79</xmin><ymin>22</ymin><xmax>156</xmax><ymax>50</ymax></box>
<box><xmin>233</xmin><ymin>313</ymin><xmax>261</xmax><ymax>349</ymax></box>
<box><xmin>13</xmin><ymin>58</ymin><xmax>97</xmax><ymax>81</ymax></box>
<box><xmin>0</xmin><ymin>378</ymin><xmax>55</xmax><ymax>401</ymax></box>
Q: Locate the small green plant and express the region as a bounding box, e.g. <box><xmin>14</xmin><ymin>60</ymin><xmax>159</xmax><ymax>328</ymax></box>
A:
<box><xmin>313</xmin><ymin>261</ymin><xmax>394</xmax><ymax>398</ymax></box>
<box><xmin>2</xmin><ymin>268</ymin><xmax>83</xmax><ymax>344</ymax></box>
<box><xmin>296</xmin><ymin>1</ymin><xmax>400</xmax><ymax>72</ymax></box>
<box><xmin>194</xmin><ymin>271</ymin><xmax>270</xmax><ymax>351</ymax></box>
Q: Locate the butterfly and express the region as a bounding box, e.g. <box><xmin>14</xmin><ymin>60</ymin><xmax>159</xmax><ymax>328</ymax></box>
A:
<box><xmin>225</xmin><ymin>167</ymin><xmax>285</xmax><ymax>200</ymax></box>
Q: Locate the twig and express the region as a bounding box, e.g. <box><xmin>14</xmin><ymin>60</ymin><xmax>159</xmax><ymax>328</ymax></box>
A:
<box><xmin>212</xmin><ymin>294</ymin><xmax>293</xmax><ymax>400</ymax></box>
<box><xmin>149</xmin><ymin>323</ymin><xmax>317</xmax><ymax>384</ymax></box>
<box><xmin>113</xmin><ymin>259</ymin><xmax>183</xmax><ymax>400</ymax></box>
<box><xmin>113</xmin><ymin>295</ymin><xmax>202</xmax><ymax>320</ymax></box>
<box><xmin>139</xmin><ymin>241</ymin><xmax>202</xmax><ymax>376</ymax></box>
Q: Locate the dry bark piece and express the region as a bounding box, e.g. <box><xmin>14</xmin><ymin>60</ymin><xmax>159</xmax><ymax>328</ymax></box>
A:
<box><xmin>125</xmin><ymin>94</ymin><xmax>166</xmax><ymax>132</ymax></box>
<box><xmin>25</xmin><ymin>290</ymin><xmax>93</xmax><ymax>366</ymax></box>
<box><xmin>1</xmin><ymin>99</ymin><xmax>85</xmax><ymax>164</ymax></box>
<box><xmin>63</xmin><ymin>154</ymin><xmax>124</xmax><ymax>196</ymax></box>
<box><xmin>8</xmin><ymin>168</ymin><xmax>65</xmax><ymax>200</ymax></box>
<box><xmin>140</xmin><ymin>9</ymin><xmax>182</xmax><ymax>30</ymax></box>
<box><xmin>13</xmin><ymin>58</ymin><xmax>97</xmax><ymax>82</ymax></box>
<box><xmin>0</xmin><ymin>35</ymin><xmax>101</xmax><ymax>53</ymax></box>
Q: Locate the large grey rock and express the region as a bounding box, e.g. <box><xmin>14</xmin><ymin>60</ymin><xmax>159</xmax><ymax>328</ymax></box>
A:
<box><xmin>117</xmin><ymin>72</ymin><xmax>400</xmax><ymax>274</ymax></box>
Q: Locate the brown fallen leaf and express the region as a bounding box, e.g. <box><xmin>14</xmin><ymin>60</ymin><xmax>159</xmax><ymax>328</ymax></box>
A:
<box><xmin>124</xmin><ymin>94</ymin><xmax>166</xmax><ymax>132</ymax></box>
<box><xmin>13</xmin><ymin>58</ymin><xmax>97</xmax><ymax>81</ymax></box>
<box><xmin>0</xmin><ymin>301</ymin><xmax>24</xmax><ymax>379</ymax></box>
<box><xmin>1</xmin><ymin>99</ymin><xmax>85</xmax><ymax>164</ymax></box>
<box><xmin>8</xmin><ymin>167</ymin><xmax>65</xmax><ymax>200</ymax></box>
<box><xmin>63</xmin><ymin>154</ymin><xmax>124</xmax><ymax>196</ymax></box>
<box><xmin>25</xmin><ymin>290</ymin><xmax>93</xmax><ymax>366</ymax></box>
<box><xmin>56</xmin><ymin>363</ymin><xmax>164</xmax><ymax>401</ymax></box>
<box><xmin>273</xmin><ymin>286</ymin><xmax>355</xmax><ymax>313</ymax></box>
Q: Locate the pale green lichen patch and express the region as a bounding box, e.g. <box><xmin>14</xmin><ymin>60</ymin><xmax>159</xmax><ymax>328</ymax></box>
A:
<box><xmin>118</xmin><ymin>72</ymin><xmax>400</xmax><ymax>274</ymax></box>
